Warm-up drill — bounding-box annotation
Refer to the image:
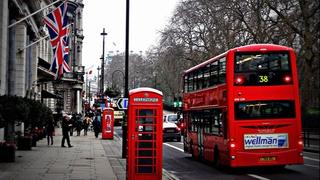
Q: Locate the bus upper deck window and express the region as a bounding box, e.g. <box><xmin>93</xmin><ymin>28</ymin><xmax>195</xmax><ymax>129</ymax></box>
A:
<box><xmin>234</xmin><ymin>52</ymin><xmax>292</xmax><ymax>86</ymax></box>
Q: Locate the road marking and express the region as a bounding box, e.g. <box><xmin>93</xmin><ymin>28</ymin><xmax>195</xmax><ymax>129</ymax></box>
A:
<box><xmin>163</xmin><ymin>168</ymin><xmax>180</xmax><ymax>180</ymax></box>
<box><xmin>304</xmin><ymin>164</ymin><xmax>320</xmax><ymax>168</ymax></box>
<box><xmin>163</xmin><ymin>143</ymin><xmax>184</xmax><ymax>152</ymax></box>
<box><xmin>164</xmin><ymin>142</ymin><xmax>320</xmax><ymax>177</ymax></box>
<box><xmin>304</xmin><ymin>156</ymin><xmax>320</xmax><ymax>162</ymax></box>
<box><xmin>303</xmin><ymin>151</ymin><xmax>316</xmax><ymax>155</ymax></box>
<box><xmin>247</xmin><ymin>174</ymin><xmax>271</xmax><ymax>180</ymax></box>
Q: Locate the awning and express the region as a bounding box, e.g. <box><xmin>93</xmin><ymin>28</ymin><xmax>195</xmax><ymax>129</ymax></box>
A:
<box><xmin>41</xmin><ymin>90</ymin><xmax>63</xmax><ymax>99</ymax></box>
<box><xmin>37</xmin><ymin>57</ymin><xmax>55</xmax><ymax>79</ymax></box>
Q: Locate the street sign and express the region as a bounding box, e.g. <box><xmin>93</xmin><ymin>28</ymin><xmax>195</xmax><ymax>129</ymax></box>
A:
<box><xmin>117</xmin><ymin>98</ymin><xmax>128</xmax><ymax>109</ymax></box>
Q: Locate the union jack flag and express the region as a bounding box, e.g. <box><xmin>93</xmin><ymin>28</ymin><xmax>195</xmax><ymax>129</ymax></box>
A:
<box><xmin>44</xmin><ymin>1</ymin><xmax>71</xmax><ymax>79</ymax></box>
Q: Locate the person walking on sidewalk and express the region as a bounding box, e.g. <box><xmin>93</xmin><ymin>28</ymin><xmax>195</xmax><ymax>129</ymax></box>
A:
<box><xmin>75</xmin><ymin>114</ymin><xmax>83</xmax><ymax>136</ymax></box>
<box><xmin>46</xmin><ymin>119</ymin><xmax>55</xmax><ymax>145</ymax></box>
<box><xmin>61</xmin><ymin>115</ymin><xmax>73</xmax><ymax>147</ymax></box>
<box><xmin>69</xmin><ymin>113</ymin><xmax>76</xmax><ymax>136</ymax></box>
<box><xmin>83</xmin><ymin>116</ymin><xmax>91</xmax><ymax>136</ymax></box>
<box><xmin>92</xmin><ymin>115</ymin><xmax>101</xmax><ymax>138</ymax></box>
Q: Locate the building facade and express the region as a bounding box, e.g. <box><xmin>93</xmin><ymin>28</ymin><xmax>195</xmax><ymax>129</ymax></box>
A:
<box><xmin>0</xmin><ymin>0</ymin><xmax>84</xmax><ymax>115</ymax></box>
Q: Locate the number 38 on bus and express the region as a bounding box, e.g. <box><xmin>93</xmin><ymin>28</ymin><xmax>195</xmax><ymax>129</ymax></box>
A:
<box><xmin>182</xmin><ymin>44</ymin><xmax>303</xmax><ymax>168</ymax></box>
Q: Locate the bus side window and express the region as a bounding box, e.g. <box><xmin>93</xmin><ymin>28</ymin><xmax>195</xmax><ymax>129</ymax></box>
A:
<box><xmin>184</xmin><ymin>75</ymin><xmax>188</xmax><ymax>92</ymax></box>
<box><xmin>189</xmin><ymin>113</ymin><xmax>193</xmax><ymax>132</ymax></box>
<box><xmin>210</xmin><ymin>61</ymin><xmax>218</xmax><ymax>86</ymax></box>
<box><xmin>190</xmin><ymin>112</ymin><xmax>198</xmax><ymax>132</ymax></box>
<box><xmin>211</xmin><ymin>109</ymin><xmax>221</xmax><ymax>136</ymax></box>
<box><xmin>197</xmin><ymin>71</ymin><xmax>203</xmax><ymax>90</ymax></box>
<box><xmin>203</xmin><ymin>65</ymin><xmax>210</xmax><ymax>88</ymax></box>
<box><xmin>219</xmin><ymin>58</ymin><xmax>226</xmax><ymax>83</ymax></box>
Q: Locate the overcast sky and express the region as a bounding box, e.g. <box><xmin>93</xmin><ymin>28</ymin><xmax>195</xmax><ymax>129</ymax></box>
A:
<box><xmin>82</xmin><ymin>0</ymin><xmax>180</xmax><ymax>71</ymax></box>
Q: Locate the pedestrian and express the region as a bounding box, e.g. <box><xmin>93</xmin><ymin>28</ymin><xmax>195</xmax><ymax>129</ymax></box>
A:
<box><xmin>46</xmin><ymin>119</ymin><xmax>55</xmax><ymax>146</ymax></box>
<box><xmin>92</xmin><ymin>115</ymin><xmax>101</xmax><ymax>138</ymax></box>
<box><xmin>75</xmin><ymin>114</ymin><xmax>83</xmax><ymax>136</ymax></box>
<box><xmin>69</xmin><ymin>113</ymin><xmax>75</xmax><ymax>136</ymax></box>
<box><xmin>61</xmin><ymin>115</ymin><xmax>73</xmax><ymax>148</ymax></box>
<box><xmin>83</xmin><ymin>116</ymin><xmax>91</xmax><ymax>136</ymax></box>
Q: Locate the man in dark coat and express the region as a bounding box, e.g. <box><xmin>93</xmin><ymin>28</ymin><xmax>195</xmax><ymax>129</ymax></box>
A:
<box><xmin>92</xmin><ymin>115</ymin><xmax>101</xmax><ymax>138</ymax></box>
<box><xmin>61</xmin><ymin>115</ymin><xmax>73</xmax><ymax>147</ymax></box>
<box><xmin>46</xmin><ymin>119</ymin><xmax>55</xmax><ymax>145</ymax></box>
<box><xmin>75</xmin><ymin>114</ymin><xmax>83</xmax><ymax>136</ymax></box>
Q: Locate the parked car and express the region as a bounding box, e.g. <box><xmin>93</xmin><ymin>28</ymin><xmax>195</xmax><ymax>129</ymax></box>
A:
<box><xmin>163</xmin><ymin>114</ymin><xmax>179</xmax><ymax>124</ymax></box>
<box><xmin>163</xmin><ymin>120</ymin><xmax>181</xmax><ymax>142</ymax></box>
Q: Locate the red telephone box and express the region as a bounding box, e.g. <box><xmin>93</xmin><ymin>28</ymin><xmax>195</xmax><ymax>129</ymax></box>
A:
<box><xmin>102</xmin><ymin>108</ymin><xmax>114</xmax><ymax>139</ymax></box>
<box><xmin>127</xmin><ymin>88</ymin><xmax>163</xmax><ymax>180</ymax></box>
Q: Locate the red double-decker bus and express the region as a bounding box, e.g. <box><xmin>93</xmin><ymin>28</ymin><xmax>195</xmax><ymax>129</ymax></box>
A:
<box><xmin>182</xmin><ymin>44</ymin><xmax>304</xmax><ymax>167</ymax></box>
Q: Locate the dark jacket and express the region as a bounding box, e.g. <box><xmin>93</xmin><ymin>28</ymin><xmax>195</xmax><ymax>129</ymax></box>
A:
<box><xmin>92</xmin><ymin>117</ymin><xmax>101</xmax><ymax>132</ymax></box>
<box><xmin>46</xmin><ymin>121</ymin><xmax>55</xmax><ymax>133</ymax></box>
<box><xmin>62</xmin><ymin>118</ymin><xmax>70</xmax><ymax>135</ymax></box>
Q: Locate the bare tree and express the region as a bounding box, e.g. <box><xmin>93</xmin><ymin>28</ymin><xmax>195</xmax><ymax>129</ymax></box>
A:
<box><xmin>105</xmin><ymin>0</ymin><xmax>319</xmax><ymax>112</ymax></box>
<box><xmin>153</xmin><ymin>0</ymin><xmax>319</xmax><ymax>111</ymax></box>
<box><xmin>265</xmin><ymin>0</ymin><xmax>320</xmax><ymax>109</ymax></box>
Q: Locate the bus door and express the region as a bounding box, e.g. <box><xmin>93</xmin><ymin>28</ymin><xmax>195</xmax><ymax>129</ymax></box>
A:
<box><xmin>197</xmin><ymin>113</ymin><xmax>204</xmax><ymax>157</ymax></box>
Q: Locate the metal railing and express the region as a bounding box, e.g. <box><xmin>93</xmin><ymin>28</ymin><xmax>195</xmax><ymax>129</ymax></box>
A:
<box><xmin>302</xmin><ymin>128</ymin><xmax>320</xmax><ymax>151</ymax></box>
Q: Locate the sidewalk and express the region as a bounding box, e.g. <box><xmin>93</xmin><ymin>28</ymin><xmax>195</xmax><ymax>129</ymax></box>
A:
<box><xmin>0</xmin><ymin>128</ymin><xmax>120</xmax><ymax>180</ymax></box>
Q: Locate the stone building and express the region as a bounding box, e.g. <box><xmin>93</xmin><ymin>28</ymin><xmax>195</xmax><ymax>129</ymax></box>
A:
<box><xmin>0</xmin><ymin>0</ymin><xmax>84</xmax><ymax>115</ymax></box>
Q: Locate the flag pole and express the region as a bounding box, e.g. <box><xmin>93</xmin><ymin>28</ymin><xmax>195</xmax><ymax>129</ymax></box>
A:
<box><xmin>8</xmin><ymin>0</ymin><xmax>61</xmax><ymax>29</ymax></box>
<box><xmin>17</xmin><ymin>35</ymin><xmax>49</xmax><ymax>53</ymax></box>
<box><xmin>17</xmin><ymin>22</ymin><xmax>73</xmax><ymax>53</ymax></box>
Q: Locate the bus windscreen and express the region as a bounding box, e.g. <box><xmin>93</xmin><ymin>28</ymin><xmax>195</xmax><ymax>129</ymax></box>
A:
<box><xmin>234</xmin><ymin>52</ymin><xmax>292</xmax><ymax>86</ymax></box>
<box><xmin>235</xmin><ymin>100</ymin><xmax>295</xmax><ymax>120</ymax></box>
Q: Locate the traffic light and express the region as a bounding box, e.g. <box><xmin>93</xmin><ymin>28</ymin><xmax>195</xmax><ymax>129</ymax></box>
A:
<box><xmin>173</xmin><ymin>97</ymin><xmax>182</xmax><ymax>108</ymax></box>
<box><xmin>173</xmin><ymin>97</ymin><xmax>178</xmax><ymax>108</ymax></box>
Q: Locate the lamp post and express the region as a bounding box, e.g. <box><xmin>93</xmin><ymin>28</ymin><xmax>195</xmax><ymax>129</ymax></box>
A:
<box><xmin>100</xmin><ymin>28</ymin><xmax>108</xmax><ymax>97</ymax></box>
<box><xmin>85</xmin><ymin>72</ymin><xmax>88</xmax><ymax>100</ymax></box>
<box><xmin>89</xmin><ymin>81</ymin><xmax>91</xmax><ymax>102</ymax></box>
<box><xmin>123</xmin><ymin>0</ymin><xmax>130</xmax><ymax>159</ymax></box>
<box><xmin>97</xmin><ymin>66</ymin><xmax>100</xmax><ymax>96</ymax></box>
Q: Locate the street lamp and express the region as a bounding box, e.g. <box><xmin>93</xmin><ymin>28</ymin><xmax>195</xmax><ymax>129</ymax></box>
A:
<box><xmin>97</xmin><ymin>66</ymin><xmax>100</xmax><ymax>96</ymax></box>
<box><xmin>85</xmin><ymin>72</ymin><xmax>88</xmax><ymax>100</ymax></box>
<box><xmin>100</xmin><ymin>28</ymin><xmax>108</xmax><ymax>97</ymax></box>
<box><xmin>123</xmin><ymin>0</ymin><xmax>130</xmax><ymax>159</ymax></box>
